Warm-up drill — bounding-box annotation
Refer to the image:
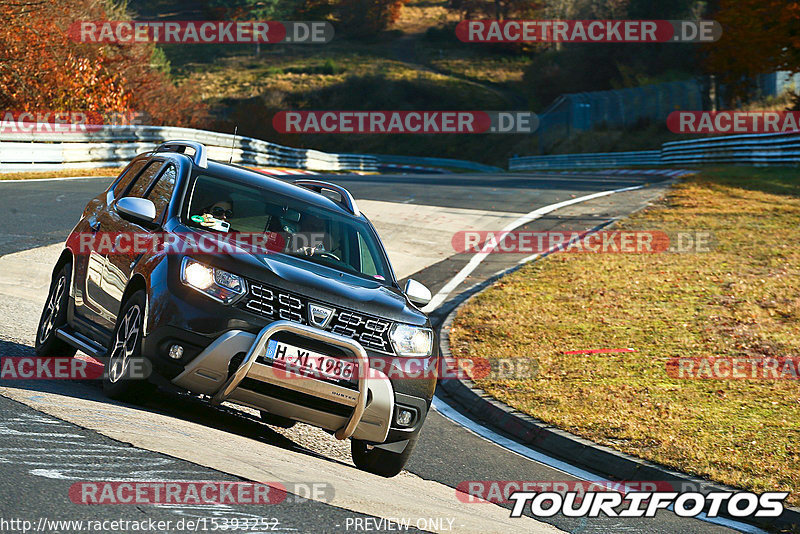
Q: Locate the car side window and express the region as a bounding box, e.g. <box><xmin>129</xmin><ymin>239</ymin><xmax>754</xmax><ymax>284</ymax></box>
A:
<box><xmin>112</xmin><ymin>160</ymin><xmax>146</xmax><ymax>198</ymax></box>
<box><xmin>146</xmin><ymin>165</ymin><xmax>177</xmax><ymax>222</ymax></box>
<box><xmin>125</xmin><ymin>161</ymin><xmax>163</xmax><ymax>199</ymax></box>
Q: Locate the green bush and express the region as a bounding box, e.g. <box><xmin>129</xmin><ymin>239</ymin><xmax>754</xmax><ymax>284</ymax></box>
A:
<box><xmin>320</xmin><ymin>59</ymin><xmax>340</xmax><ymax>75</ymax></box>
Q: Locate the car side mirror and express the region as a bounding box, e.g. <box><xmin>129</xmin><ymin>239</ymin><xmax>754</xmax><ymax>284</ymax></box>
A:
<box><xmin>116</xmin><ymin>197</ymin><xmax>157</xmax><ymax>225</ymax></box>
<box><xmin>404</xmin><ymin>279</ymin><xmax>431</xmax><ymax>307</ymax></box>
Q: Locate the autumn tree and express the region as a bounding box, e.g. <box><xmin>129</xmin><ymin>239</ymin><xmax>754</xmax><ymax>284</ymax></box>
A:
<box><xmin>448</xmin><ymin>0</ymin><xmax>541</xmax><ymax>20</ymax></box>
<box><xmin>0</xmin><ymin>0</ymin><xmax>207</xmax><ymax>127</ymax></box>
<box><xmin>206</xmin><ymin>0</ymin><xmax>305</xmax><ymax>20</ymax></box>
<box><xmin>706</xmin><ymin>0</ymin><xmax>800</xmax><ymax>106</ymax></box>
<box><xmin>299</xmin><ymin>0</ymin><xmax>409</xmax><ymax>37</ymax></box>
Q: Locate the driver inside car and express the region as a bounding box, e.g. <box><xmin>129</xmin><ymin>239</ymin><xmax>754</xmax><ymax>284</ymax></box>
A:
<box><xmin>293</xmin><ymin>213</ymin><xmax>331</xmax><ymax>257</ymax></box>
<box><xmin>203</xmin><ymin>199</ymin><xmax>234</xmax><ymax>221</ymax></box>
<box><xmin>189</xmin><ymin>190</ymin><xmax>235</xmax><ymax>232</ymax></box>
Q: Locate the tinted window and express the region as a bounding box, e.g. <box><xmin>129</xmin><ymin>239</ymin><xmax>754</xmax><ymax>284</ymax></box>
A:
<box><xmin>125</xmin><ymin>161</ymin><xmax>162</xmax><ymax>199</ymax></box>
<box><xmin>146</xmin><ymin>165</ymin><xmax>177</xmax><ymax>221</ymax></box>
<box><xmin>185</xmin><ymin>174</ymin><xmax>390</xmax><ymax>282</ymax></box>
<box><xmin>112</xmin><ymin>160</ymin><xmax>146</xmax><ymax>197</ymax></box>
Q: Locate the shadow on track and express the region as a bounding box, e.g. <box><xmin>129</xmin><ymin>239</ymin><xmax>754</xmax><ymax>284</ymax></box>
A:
<box><xmin>0</xmin><ymin>338</ymin><xmax>356</xmax><ymax>470</ymax></box>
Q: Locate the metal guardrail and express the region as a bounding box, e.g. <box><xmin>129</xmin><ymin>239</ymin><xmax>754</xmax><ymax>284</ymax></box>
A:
<box><xmin>0</xmin><ymin>125</ymin><xmax>502</xmax><ymax>174</ymax></box>
<box><xmin>0</xmin><ymin>125</ymin><xmax>378</xmax><ymax>173</ymax></box>
<box><xmin>661</xmin><ymin>130</ymin><xmax>800</xmax><ymax>165</ymax></box>
<box><xmin>4</xmin><ymin>123</ymin><xmax>798</xmax><ymax>174</ymax></box>
<box><xmin>372</xmin><ymin>154</ymin><xmax>503</xmax><ymax>173</ymax></box>
<box><xmin>510</xmin><ymin>130</ymin><xmax>800</xmax><ymax>170</ymax></box>
<box><xmin>509</xmin><ymin>150</ymin><xmax>661</xmax><ymax>170</ymax></box>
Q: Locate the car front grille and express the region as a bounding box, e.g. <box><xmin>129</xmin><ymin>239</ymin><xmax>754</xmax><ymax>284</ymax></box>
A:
<box><xmin>241</xmin><ymin>281</ymin><xmax>394</xmax><ymax>354</ymax></box>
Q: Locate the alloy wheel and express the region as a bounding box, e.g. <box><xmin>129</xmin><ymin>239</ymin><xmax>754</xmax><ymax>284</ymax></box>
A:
<box><xmin>39</xmin><ymin>274</ymin><xmax>65</xmax><ymax>344</ymax></box>
<box><xmin>107</xmin><ymin>304</ymin><xmax>141</xmax><ymax>383</ymax></box>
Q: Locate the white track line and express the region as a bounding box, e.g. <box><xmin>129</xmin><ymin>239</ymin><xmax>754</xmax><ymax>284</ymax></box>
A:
<box><xmin>421</xmin><ymin>185</ymin><xmax>644</xmax><ymax>312</ymax></box>
<box><xmin>432</xmin><ymin>398</ymin><xmax>767</xmax><ymax>534</ymax></box>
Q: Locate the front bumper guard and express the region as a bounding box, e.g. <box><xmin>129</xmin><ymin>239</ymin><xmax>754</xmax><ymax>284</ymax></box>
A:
<box><xmin>195</xmin><ymin>321</ymin><xmax>377</xmax><ymax>440</ymax></box>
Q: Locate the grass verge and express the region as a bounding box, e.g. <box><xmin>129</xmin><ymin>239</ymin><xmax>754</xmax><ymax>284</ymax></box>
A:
<box><xmin>0</xmin><ymin>168</ymin><xmax>123</xmax><ymax>181</ymax></box>
<box><xmin>450</xmin><ymin>166</ymin><xmax>800</xmax><ymax>505</ymax></box>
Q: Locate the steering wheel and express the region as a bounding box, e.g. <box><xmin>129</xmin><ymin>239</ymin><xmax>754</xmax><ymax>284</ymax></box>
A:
<box><xmin>295</xmin><ymin>245</ymin><xmax>341</xmax><ymax>262</ymax></box>
<box><xmin>315</xmin><ymin>251</ymin><xmax>341</xmax><ymax>262</ymax></box>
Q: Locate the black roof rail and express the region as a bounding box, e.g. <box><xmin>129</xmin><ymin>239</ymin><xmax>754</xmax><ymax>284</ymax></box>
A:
<box><xmin>153</xmin><ymin>140</ymin><xmax>208</xmax><ymax>168</ymax></box>
<box><xmin>293</xmin><ymin>180</ymin><xmax>361</xmax><ymax>217</ymax></box>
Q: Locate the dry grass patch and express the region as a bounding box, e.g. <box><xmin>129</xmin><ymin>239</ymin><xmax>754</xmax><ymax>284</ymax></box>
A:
<box><xmin>0</xmin><ymin>168</ymin><xmax>122</xmax><ymax>181</ymax></box>
<box><xmin>428</xmin><ymin>56</ymin><xmax>530</xmax><ymax>85</ymax></box>
<box><xmin>450</xmin><ymin>166</ymin><xmax>800</xmax><ymax>504</ymax></box>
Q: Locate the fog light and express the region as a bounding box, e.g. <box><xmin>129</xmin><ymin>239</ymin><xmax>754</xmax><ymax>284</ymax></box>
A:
<box><xmin>397</xmin><ymin>409</ymin><xmax>414</xmax><ymax>427</ymax></box>
<box><xmin>168</xmin><ymin>344</ymin><xmax>184</xmax><ymax>360</ymax></box>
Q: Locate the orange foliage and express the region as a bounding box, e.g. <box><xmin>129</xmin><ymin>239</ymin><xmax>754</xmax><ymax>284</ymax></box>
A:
<box><xmin>0</xmin><ymin>0</ymin><xmax>208</xmax><ymax>127</ymax></box>
<box><xmin>300</xmin><ymin>0</ymin><xmax>409</xmax><ymax>36</ymax></box>
<box><xmin>706</xmin><ymin>0</ymin><xmax>800</xmax><ymax>100</ymax></box>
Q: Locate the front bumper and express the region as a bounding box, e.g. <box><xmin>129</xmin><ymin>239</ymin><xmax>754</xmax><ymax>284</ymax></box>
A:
<box><xmin>171</xmin><ymin>320</ymin><xmax>394</xmax><ymax>443</ymax></box>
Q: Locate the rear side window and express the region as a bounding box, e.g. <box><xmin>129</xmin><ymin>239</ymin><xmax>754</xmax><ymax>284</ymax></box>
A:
<box><xmin>112</xmin><ymin>160</ymin><xmax>146</xmax><ymax>197</ymax></box>
<box><xmin>146</xmin><ymin>165</ymin><xmax>177</xmax><ymax>222</ymax></box>
<box><xmin>125</xmin><ymin>161</ymin><xmax>163</xmax><ymax>199</ymax></box>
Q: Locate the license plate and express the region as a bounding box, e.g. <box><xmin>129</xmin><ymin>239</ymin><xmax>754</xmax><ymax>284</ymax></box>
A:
<box><xmin>264</xmin><ymin>340</ymin><xmax>357</xmax><ymax>382</ymax></box>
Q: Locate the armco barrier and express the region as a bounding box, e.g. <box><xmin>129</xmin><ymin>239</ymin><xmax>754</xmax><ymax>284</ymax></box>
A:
<box><xmin>372</xmin><ymin>154</ymin><xmax>503</xmax><ymax>173</ymax></box>
<box><xmin>509</xmin><ymin>150</ymin><xmax>661</xmax><ymax>170</ymax></box>
<box><xmin>661</xmin><ymin>130</ymin><xmax>800</xmax><ymax>165</ymax></box>
<box><xmin>510</xmin><ymin>130</ymin><xmax>800</xmax><ymax>170</ymax></box>
<box><xmin>0</xmin><ymin>125</ymin><xmax>377</xmax><ymax>173</ymax></box>
<box><xmin>0</xmin><ymin>125</ymin><xmax>502</xmax><ymax>174</ymax></box>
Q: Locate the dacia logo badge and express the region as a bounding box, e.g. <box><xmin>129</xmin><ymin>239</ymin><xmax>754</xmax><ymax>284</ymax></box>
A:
<box><xmin>308</xmin><ymin>303</ymin><xmax>334</xmax><ymax>328</ymax></box>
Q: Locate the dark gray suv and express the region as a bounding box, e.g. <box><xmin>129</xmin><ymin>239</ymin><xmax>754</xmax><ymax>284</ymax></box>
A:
<box><xmin>35</xmin><ymin>140</ymin><xmax>437</xmax><ymax>476</ymax></box>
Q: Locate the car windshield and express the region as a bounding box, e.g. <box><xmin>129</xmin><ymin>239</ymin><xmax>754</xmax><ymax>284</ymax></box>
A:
<box><xmin>183</xmin><ymin>174</ymin><xmax>391</xmax><ymax>283</ymax></box>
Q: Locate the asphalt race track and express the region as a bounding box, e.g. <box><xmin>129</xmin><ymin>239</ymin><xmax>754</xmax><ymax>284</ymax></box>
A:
<box><xmin>0</xmin><ymin>171</ymin><xmax>755</xmax><ymax>533</ymax></box>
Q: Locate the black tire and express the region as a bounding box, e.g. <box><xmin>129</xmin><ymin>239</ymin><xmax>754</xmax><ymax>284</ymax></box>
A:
<box><xmin>259</xmin><ymin>411</ymin><xmax>297</xmax><ymax>428</ymax></box>
<box><xmin>35</xmin><ymin>263</ymin><xmax>77</xmax><ymax>358</ymax></box>
<box><xmin>102</xmin><ymin>291</ymin><xmax>152</xmax><ymax>401</ymax></box>
<box><xmin>351</xmin><ymin>431</ymin><xmax>420</xmax><ymax>477</ymax></box>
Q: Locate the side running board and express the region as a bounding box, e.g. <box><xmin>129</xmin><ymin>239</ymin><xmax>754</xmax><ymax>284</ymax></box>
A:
<box><xmin>55</xmin><ymin>328</ymin><xmax>107</xmax><ymax>359</ymax></box>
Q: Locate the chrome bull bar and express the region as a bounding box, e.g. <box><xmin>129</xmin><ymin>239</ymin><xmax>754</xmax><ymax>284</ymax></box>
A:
<box><xmin>211</xmin><ymin>320</ymin><xmax>369</xmax><ymax>440</ymax></box>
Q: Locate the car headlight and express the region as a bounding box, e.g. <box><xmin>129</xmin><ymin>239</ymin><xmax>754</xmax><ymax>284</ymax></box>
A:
<box><xmin>180</xmin><ymin>257</ymin><xmax>246</xmax><ymax>304</ymax></box>
<box><xmin>389</xmin><ymin>324</ymin><xmax>433</xmax><ymax>357</ymax></box>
